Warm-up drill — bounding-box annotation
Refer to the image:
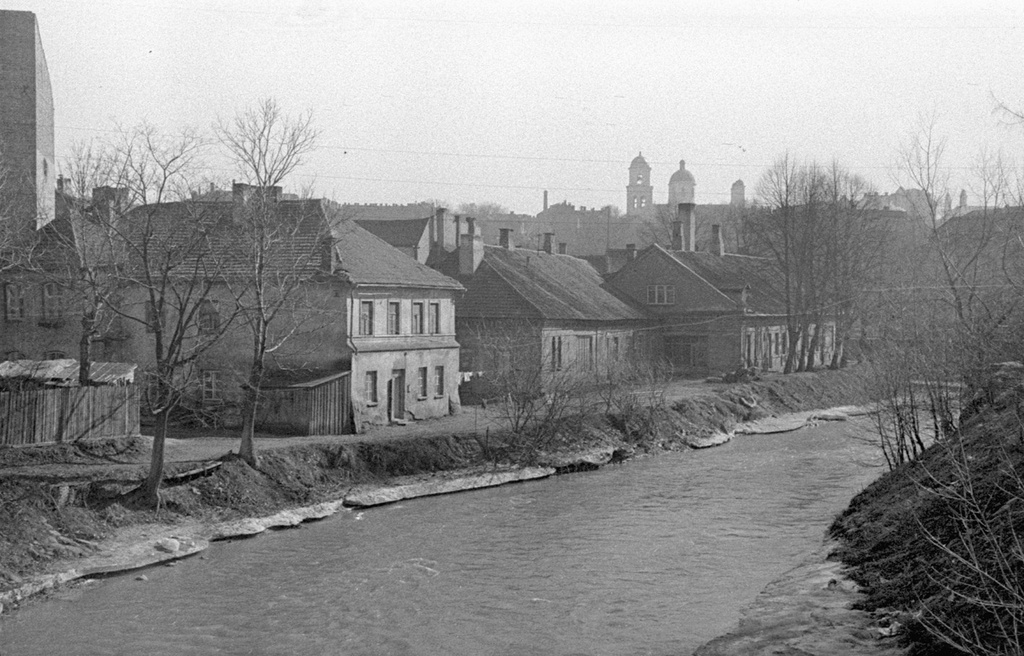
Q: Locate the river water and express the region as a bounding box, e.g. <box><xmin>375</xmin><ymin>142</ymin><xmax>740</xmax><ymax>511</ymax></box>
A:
<box><xmin>0</xmin><ymin>419</ymin><xmax>884</xmax><ymax>656</ymax></box>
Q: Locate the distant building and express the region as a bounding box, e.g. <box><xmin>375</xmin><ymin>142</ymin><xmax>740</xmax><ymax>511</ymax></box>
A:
<box><xmin>0</xmin><ymin>10</ymin><xmax>55</xmax><ymax>231</ymax></box>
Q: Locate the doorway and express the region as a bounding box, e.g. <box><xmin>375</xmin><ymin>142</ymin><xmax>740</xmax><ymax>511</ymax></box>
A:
<box><xmin>388</xmin><ymin>369</ymin><xmax>406</xmax><ymax>422</ymax></box>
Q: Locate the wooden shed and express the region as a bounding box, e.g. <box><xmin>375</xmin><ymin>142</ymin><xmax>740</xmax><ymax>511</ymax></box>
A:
<box><xmin>258</xmin><ymin>370</ymin><xmax>352</xmax><ymax>435</ymax></box>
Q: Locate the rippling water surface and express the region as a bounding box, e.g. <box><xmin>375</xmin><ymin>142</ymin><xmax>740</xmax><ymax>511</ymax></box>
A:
<box><xmin>0</xmin><ymin>419</ymin><xmax>883</xmax><ymax>656</ymax></box>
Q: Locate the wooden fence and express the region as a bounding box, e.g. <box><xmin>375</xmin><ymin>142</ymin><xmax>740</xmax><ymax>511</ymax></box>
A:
<box><xmin>0</xmin><ymin>385</ymin><xmax>141</xmax><ymax>447</ymax></box>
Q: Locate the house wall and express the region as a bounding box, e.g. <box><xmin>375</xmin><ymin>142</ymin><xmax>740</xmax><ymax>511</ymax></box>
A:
<box><xmin>347</xmin><ymin>286</ymin><xmax>461</xmax><ymax>429</ymax></box>
<box><xmin>1</xmin><ymin>273</ymin><xmax>87</xmax><ymax>361</ymax></box>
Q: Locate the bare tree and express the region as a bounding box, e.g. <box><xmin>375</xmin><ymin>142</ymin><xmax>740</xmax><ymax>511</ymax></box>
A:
<box><xmin>94</xmin><ymin>123</ymin><xmax>235</xmax><ymax>506</ymax></box>
<box><xmin>214</xmin><ymin>99</ymin><xmax>321</xmax><ymax>467</ymax></box>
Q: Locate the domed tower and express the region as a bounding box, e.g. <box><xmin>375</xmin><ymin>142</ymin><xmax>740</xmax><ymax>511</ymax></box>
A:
<box><xmin>626</xmin><ymin>152</ymin><xmax>654</xmax><ymax>217</ymax></box>
<box><xmin>667</xmin><ymin>160</ymin><xmax>695</xmax><ymax>207</ymax></box>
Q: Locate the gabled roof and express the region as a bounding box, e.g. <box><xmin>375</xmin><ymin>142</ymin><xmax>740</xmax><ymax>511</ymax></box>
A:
<box><xmin>331</xmin><ymin>218</ymin><xmax>462</xmax><ymax>289</ymax></box>
<box><xmin>459</xmin><ymin>246</ymin><xmax>645</xmax><ymax>322</ymax></box>
<box><xmin>354</xmin><ymin>217</ymin><xmax>430</xmax><ymax>249</ymax></box>
<box><xmin>661</xmin><ymin>246</ymin><xmax>786</xmax><ymax>314</ymax></box>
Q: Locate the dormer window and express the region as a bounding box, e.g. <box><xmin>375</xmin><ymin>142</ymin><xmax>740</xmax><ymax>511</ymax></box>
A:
<box><xmin>647</xmin><ymin>285</ymin><xmax>675</xmax><ymax>305</ymax></box>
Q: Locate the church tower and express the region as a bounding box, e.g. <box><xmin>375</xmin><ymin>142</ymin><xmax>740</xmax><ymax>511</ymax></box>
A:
<box><xmin>626</xmin><ymin>153</ymin><xmax>654</xmax><ymax>217</ymax></box>
<box><xmin>0</xmin><ymin>10</ymin><xmax>55</xmax><ymax>231</ymax></box>
<box><xmin>667</xmin><ymin>159</ymin><xmax>695</xmax><ymax>207</ymax></box>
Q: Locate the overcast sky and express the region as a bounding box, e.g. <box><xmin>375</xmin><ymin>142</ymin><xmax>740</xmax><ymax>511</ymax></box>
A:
<box><xmin>6</xmin><ymin>0</ymin><xmax>1024</xmax><ymax>213</ymax></box>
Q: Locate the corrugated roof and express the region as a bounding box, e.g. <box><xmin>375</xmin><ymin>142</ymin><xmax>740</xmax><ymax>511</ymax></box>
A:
<box><xmin>464</xmin><ymin>246</ymin><xmax>645</xmax><ymax>322</ymax></box>
<box><xmin>354</xmin><ymin>217</ymin><xmax>430</xmax><ymax>249</ymax></box>
<box><xmin>0</xmin><ymin>359</ymin><xmax>136</xmax><ymax>386</ymax></box>
<box><xmin>331</xmin><ymin>218</ymin><xmax>463</xmax><ymax>289</ymax></box>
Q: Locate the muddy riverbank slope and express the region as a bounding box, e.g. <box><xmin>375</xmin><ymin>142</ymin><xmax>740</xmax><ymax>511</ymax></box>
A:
<box><xmin>1</xmin><ymin>369</ymin><xmax>869</xmax><ymax>611</ymax></box>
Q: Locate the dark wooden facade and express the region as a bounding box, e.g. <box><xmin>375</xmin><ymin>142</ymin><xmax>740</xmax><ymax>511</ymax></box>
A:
<box><xmin>0</xmin><ymin>385</ymin><xmax>140</xmax><ymax>446</ymax></box>
<box><xmin>258</xmin><ymin>371</ymin><xmax>352</xmax><ymax>435</ymax></box>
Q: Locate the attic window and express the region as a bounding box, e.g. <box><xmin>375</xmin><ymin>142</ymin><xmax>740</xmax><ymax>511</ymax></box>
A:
<box><xmin>647</xmin><ymin>285</ymin><xmax>675</xmax><ymax>305</ymax></box>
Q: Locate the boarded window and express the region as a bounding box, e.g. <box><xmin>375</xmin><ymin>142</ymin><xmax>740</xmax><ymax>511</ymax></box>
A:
<box><xmin>576</xmin><ymin>335</ymin><xmax>594</xmax><ymax>369</ymax></box>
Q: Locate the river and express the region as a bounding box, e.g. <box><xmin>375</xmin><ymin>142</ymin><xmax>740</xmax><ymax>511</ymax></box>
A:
<box><xmin>0</xmin><ymin>418</ymin><xmax>884</xmax><ymax>656</ymax></box>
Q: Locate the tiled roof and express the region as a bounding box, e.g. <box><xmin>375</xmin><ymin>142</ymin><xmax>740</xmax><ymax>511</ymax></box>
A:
<box><xmin>354</xmin><ymin>217</ymin><xmax>430</xmax><ymax>249</ymax></box>
<box><xmin>331</xmin><ymin>218</ymin><xmax>462</xmax><ymax>289</ymax></box>
<box><xmin>116</xmin><ymin>199</ymin><xmax>461</xmax><ymax>290</ymax></box>
<box><xmin>662</xmin><ymin>246</ymin><xmax>787</xmax><ymax>315</ymax></box>
<box><xmin>462</xmin><ymin>246</ymin><xmax>645</xmax><ymax>322</ymax></box>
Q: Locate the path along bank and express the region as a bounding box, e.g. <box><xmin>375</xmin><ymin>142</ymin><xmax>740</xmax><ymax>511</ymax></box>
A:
<box><xmin>1</xmin><ymin>369</ymin><xmax>900</xmax><ymax>652</ymax></box>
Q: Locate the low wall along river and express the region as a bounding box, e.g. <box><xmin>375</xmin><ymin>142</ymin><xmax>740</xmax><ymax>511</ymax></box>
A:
<box><xmin>0</xmin><ymin>417</ymin><xmax>885</xmax><ymax>656</ymax></box>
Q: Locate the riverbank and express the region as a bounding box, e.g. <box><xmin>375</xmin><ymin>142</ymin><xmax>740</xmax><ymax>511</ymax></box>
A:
<box><xmin>0</xmin><ymin>369</ymin><xmax>872</xmax><ymax>615</ymax></box>
<box><xmin>827</xmin><ymin>362</ymin><xmax>1024</xmax><ymax>655</ymax></box>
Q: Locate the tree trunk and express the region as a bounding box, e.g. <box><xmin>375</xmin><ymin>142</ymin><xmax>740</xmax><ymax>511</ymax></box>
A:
<box><xmin>78</xmin><ymin>310</ymin><xmax>95</xmax><ymax>387</ymax></box>
<box><xmin>238</xmin><ymin>352</ymin><xmax>264</xmax><ymax>468</ymax></box>
<box><xmin>141</xmin><ymin>409</ymin><xmax>169</xmax><ymax>507</ymax></box>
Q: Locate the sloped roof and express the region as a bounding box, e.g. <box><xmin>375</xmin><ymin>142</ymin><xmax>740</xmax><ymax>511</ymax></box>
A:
<box><xmin>462</xmin><ymin>246</ymin><xmax>645</xmax><ymax>322</ymax></box>
<box><xmin>0</xmin><ymin>359</ymin><xmax>136</xmax><ymax>386</ymax></box>
<box><xmin>331</xmin><ymin>218</ymin><xmax>462</xmax><ymax>289</ymax></box>
<box><xmin>354</xmin><ymin>217</ymin><xmax>430</xmax><ymax>249</ymax></box>
<box><xmin>660</xmin><ymin>246</ymin><xmax>787</xmax><ymax>315</ymax></box>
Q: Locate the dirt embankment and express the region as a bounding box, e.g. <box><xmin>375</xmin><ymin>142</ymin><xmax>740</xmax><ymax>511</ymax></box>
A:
<box><xmin>0</xmin><ymin>369</ymin><xmax>870</xmax><ymax>610</ymax></box>
<box><xmin>829</xmin><ymin>363</ymin><xmax>1024</xmax><ymax>656</ymax></box>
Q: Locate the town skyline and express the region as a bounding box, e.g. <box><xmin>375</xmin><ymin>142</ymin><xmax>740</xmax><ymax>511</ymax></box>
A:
<box><xmin>3</xmin><ymin>0</ymin><xmax>1024</xmax><ymax>214</ymax></box>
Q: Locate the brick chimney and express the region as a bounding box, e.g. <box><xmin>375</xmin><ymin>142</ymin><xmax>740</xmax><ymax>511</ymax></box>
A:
<box><xmin>542</xmin><ymin>232</ymin><xmax>554</xmax><ymax>254</ymax></box>
<box><xmin>674</xmin><ymin>203</ymin><xmax>696</xmax><ymax>251</ymax></box>
<box><xmin>92</xmin><ymin>186</ymin><xmax>129</xmax><ymax>219</ymax></box>
<box><xmin>459</xmin><ymin>231</ymin><xmax>484</xmax><ymax>275</ymax></box>
<box><xmin>499</xmin><ymin>228</ymin><xmax>514</xmax><ymax>249</ymax></box>
<box><xmin>711</xmin><ymin>224</ymin><xmax>725</xmax><ymax>256</ymax></box>
<box><xmin>626</xmin><ymin>243</ymin><xmax>636</xmax><ymax>260</ymax></box>
<box><xmin>543</xmin><ymin>190</ymin><xmax>548</xmax><ymax>211</ymax></box>
<box><xmin>558</xmin><ymin>242</ymin><xmax>567</xmax><ymax>255</ymax></box>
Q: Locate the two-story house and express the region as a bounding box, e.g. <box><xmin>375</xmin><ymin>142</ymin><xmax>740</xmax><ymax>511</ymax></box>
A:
<box><xmin>606</xmin><ymin>209</ymin><xmax>834</xmax><ymax>374</ymax></box>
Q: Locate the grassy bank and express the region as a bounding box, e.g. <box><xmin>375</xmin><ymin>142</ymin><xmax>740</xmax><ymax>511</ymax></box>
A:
<box><xmin>0</xmin><ymin>368</ymin><xmax>870</xmax><ymax>608</ymax></box>
<box><xmin>830</xmin><ymin>364</ymin><xmax>1024</xmax><ymax>655</ymax></box>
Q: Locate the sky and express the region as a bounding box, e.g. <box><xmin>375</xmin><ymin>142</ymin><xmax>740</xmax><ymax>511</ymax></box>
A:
<box><xmin>5</xmin><ymin>0</ymin><xmax>1024</xmax><ymax>214</ymax></box>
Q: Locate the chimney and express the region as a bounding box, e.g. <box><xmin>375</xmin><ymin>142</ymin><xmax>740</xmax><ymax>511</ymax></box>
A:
<box><xmin>499</xmin><ymin>228</ymin><xmax>514</xmax><ymax>249</ymax></box>
<box><xmin>558</xmin><ymin>242</ymin><xmax>567</xmax><ymax>255</ymax></box>
<box><xmin>466</xmin><ymin>216</ymin><xmax>476</xmax><ymax>238</ymax></box>
<box><xmin>454</xmin><ymin>215</ymin><xmax>463</xmax><ymax>242</ymax></box>
<box><xmin>459</xmin><ymin>231</ymin><xmax>484</xmax><ymax>276</ymax></box>
<box><xmin>676</xmin><ymin>203</ymin><xmax>696</xmax><ymax>251</ymax></box>
<box><xmin>543</xmin><ymin>190</ymin><xmax>548</xmax><ymax>211</ymax></box>
<box><xmin>959</xmin><ymin>189</ymin><xmax>968</xmax><ymax>209</ymax></box>
<box><xmin>542</xmin><ymin>232</ymin><xmax>554</xmax><ymax>254</ymax></box>
<box><xmin>626</xmin><ymin>243</ymin><xmax>636</xmax><ymax>260</ymax></box>
<box><xmin>92</xmin><ymin>186</ymin><xmax>128</xmax><ymax>218</ymax></box>
<box><xmin>711</xmin><ymin>224</ymin><xmax>725</xmax><ymax>257</ymax></box>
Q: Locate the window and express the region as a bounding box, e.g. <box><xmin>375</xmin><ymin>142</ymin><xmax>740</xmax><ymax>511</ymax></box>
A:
<box><xmin>550</xmin><ymin>336</ymin><xmax>563</xmax><ymax>371</ymax></box>
<box><xmin>359</xmin><ymin>300</ymin><xmax>374</xmax><ymax>336</ymax></box>
<box><xmin>428</xmin><ymin>303</ymin><xmax>440</xmax><ymax>334</ymax></box>
<box><xmin>365</xmin><ymin>371</ymin><xmax>378</xmax><ymax>404</ymax></box>
<box><xmin>201</xmin><ymin>370</ymin><xmax>221</xmax><ymax>402</ymax></box>
<box><xmin>411</xmin><ymin>302</ymin><xmax>424</xmax><ymax>335</ymax></box>
<box><xmin>44</xmin><ymin>350</ymin><xmax>66</xmax><ymax>360</ymax></box>
<box><xmin>434</xmin><ymin>366</ymin><xmax>444</xmax><ymax>397</ymax></box>
<box><xmin>41</xmin><ymin>283</ymin><xmax>63</xmax><ymax>324</ymax></box>
<box><xmin>4</xmin><ymin>284</ymin><xmax>25</xmax><ymax>321</ymax></box>
<box><xmin>387</xmin><ymin>301</ymin><xmax>400</xmax><ymax>335</ymax></box>
<box><xmin>576</xmin><ymin>335</ymin><xmax>594</xmax><ymax>370</ymax></box>
<box><xmin>4</xmin><ymin>350</ymin><xmax>25</xmax><ymax>361</ymax></box>
<box><xmin>646</xmin><ymin>285</ymin><xmax>675</xmax><ymax>305</ymax></box>
<box><xmin>612</xmin><ymin>336</ymin><xmax>620</xmax><ymax>358</ymax></box>
<box><xmin>418</xmin><ymin>366</ymin><xmax>428</xmax><ymax>398</ymax></box>
<box><xmin>198</xmin><ymin>300</ymin><xmax>220</xmax><ymax>334</ymax></box>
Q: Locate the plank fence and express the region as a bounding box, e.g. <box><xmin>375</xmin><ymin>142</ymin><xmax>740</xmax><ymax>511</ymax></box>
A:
<box><xmin>0</xmin><ymin>385</ymin><xmax>141</xmax><ymax>447</ymax></box>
